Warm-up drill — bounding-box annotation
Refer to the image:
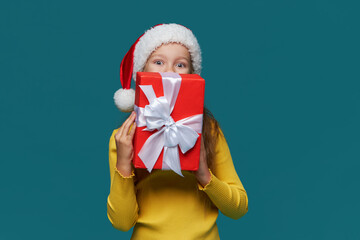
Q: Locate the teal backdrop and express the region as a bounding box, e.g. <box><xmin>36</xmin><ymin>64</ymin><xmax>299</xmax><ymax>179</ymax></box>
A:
<box><xmin>1</xmin><ymin>0</ymin><xmax>359</xmax><ymax>239</ymax></box>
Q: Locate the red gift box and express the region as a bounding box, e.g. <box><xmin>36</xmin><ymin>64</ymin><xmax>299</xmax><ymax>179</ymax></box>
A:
<box><xmin>133</xmin><ymin>72</ymin><xmax>205</xmax><ymax>175</ymax></box>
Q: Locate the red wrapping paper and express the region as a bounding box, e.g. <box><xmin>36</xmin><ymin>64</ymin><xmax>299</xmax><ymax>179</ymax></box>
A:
<box><xmin>133</xmin><ymin>72</ymin><xmax>205</xmax><ymax>171</ymax></box>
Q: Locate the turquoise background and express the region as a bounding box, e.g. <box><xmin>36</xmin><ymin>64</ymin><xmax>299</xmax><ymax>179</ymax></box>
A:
<box><xmin>1</xmin><ymin>0</ymin><xmax>359</xmax><ymax>239</ymax></box>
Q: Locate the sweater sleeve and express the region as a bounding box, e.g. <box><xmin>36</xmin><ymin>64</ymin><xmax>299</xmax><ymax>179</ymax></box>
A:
<box><xmin>106</xmin><ymin>129</ymin><xmax>139</xmax><ymax>231</ymax></box>
<box><xmin>198</xmin><ymin>128</ymin><xmax>249</xmax><ymax>220</ymax></box>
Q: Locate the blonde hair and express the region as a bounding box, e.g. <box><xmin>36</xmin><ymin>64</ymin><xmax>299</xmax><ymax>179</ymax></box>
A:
<box><xmin>202</xmin><ymin>106</ymin><xmax>221</xmax><ymax>169</ymax></box>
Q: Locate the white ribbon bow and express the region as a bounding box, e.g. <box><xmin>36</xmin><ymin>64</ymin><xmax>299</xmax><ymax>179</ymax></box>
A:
<box><xmin>134</xmin><ymin>72</ymin><xmax>203</xmax><ymax>177</ymax></box>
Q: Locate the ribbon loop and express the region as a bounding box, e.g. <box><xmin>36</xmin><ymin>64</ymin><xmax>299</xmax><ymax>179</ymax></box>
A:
<box><xmin>144</xmin><ymin>97</ymin><xmax>171</xmax><ymax>130</ymax></box>
<box><xmin>175</xmin><ymin>124</ymin><xmax>200</xmax><ymax>154</ymax></box>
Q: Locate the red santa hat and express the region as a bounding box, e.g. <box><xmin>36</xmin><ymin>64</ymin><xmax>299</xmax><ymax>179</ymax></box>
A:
<box><xmin>113</xmin><ymin>23</ymin><xmax>202</xmax><ymax>112</ymax></box>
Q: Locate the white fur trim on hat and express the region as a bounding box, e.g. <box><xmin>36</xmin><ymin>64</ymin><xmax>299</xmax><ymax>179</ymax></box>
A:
<box><xmin>113</xmin><ymin>88</ymin><xmax>135</xmax><ymax>112</ymax></box>
<box><xmin>132</xmin><ymin>24</ymin><xmax>202</xmax><ymax>81</ymax></box>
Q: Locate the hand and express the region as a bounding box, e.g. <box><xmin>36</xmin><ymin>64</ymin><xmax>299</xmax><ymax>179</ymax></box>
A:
<box><xmin>114</xmin><ymin>111</ymin><xmax>136</xmax><ymax>176</ymax></box>
<box><xmin>195</xmin><ymin>136</ymin><xmax>211</xmax><ymax>187</ymax></box>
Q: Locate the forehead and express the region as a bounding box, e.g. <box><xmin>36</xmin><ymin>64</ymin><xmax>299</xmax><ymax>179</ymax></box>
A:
<box><xmin>150</xmin><ymin>43</ymin><xmax>190</xmax><ymax>57</ymax></box>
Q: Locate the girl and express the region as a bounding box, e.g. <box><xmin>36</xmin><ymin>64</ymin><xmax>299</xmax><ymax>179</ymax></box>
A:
<box><xmin>107</xmin><ymin>23</ymin><xmax>248</xmax><ymax>240</ymax></box>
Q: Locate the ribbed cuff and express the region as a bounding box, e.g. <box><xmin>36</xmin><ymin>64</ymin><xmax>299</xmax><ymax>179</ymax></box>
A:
<box><xmin>109</xmin><ymin>166</ymin><xmax>136</xmax><ymax>198</ymax></box>
<box><xmin>198</xmin><ymin>169</ymin><xmax>214</xmax><ymax>191</ymax></box>
<box><xmin>114</xmin><ymin>166</ymin><xmax>135</xmax><ymax>179</ymax></box>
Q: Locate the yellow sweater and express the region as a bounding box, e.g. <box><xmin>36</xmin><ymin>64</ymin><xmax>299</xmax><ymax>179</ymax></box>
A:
<box><xmin>106</xmin><ymin>127</ymin><xmax>248</xmax><ymax>240</ymax></box>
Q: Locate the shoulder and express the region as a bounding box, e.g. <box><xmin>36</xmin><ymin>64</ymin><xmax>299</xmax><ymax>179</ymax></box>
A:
<box><xmin>112</xmin><ymin>128</ymin><xmax>120</xmax><ymax>135</ymax></box>
<box><xmin>208</xmin><ymin>120</ymin><xmax>229</xmax><ymax>154</ymax></box>
<box><xmin>110</xmin><ymin>128</ymin><xmax>119</xmax><ymax>139</ymax></box>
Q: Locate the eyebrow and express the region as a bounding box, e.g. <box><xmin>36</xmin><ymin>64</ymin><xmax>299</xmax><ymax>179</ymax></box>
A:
<box><xmin>149</xmin><ymin>54</ymin><xmax>167</xmax><ymax>59</ymax></box>
<box><xmin>149</xmin><ymin>54</ymin><xmax>190</xmax><ymax>62</ymax></box>
<box><xmin>176</xmin><ymin>56</ymin><xmax>191</xmax><ymax>62</ymax></box>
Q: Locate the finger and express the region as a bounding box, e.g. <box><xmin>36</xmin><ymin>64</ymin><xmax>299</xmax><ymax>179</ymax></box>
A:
<box><xmin>119</xmin><ymin>111</ymin><xmax>134</xmax><ymax>137</ymax></box>
<box><xmin>126</xmin><ymin>112</ymin><xmax>137</xmax><ymax>136</ymax></box>
<box><xmin>116</xmin><ymin>124</ymin><xmax>125</xmax><ymax>139</ymax></box>
<box><xmin>121</xmin><ymin>111</ymin><xmax>136</xmax><ymax>138</ymax></box>
<box><xmin>115</xmin><ymin>126</ymin><xmax>123</xmax><ymax>140</ymax></box>
<box><xmin>123</xmin><ymin>111</ymin><xmax>135</xmax><ymax>128</ymax></box>
<box><xmin>117</xmin><ymin>111</ymin><xmax>134</xmax><ymax>138</ymax></box>
<box><xmin>128</xmin><ymin>122</ymin><xmax>136</xmax><ymax>139</ymax></box>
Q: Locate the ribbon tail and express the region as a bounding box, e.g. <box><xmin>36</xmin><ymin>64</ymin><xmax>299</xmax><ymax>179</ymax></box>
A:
<box><xmin>163</xmin><ymin>147</ymin><xmax>183</xmax><ymax>177</ymax></box>
<box><xmin>138</xmin><ymin>128</ymin><xmax>165</xmax><ymax>173</ymax></box>
<box><xmin>162</xmin><ymin>149</ymin><xmax>170</xmax><ymax>170</ymax></box>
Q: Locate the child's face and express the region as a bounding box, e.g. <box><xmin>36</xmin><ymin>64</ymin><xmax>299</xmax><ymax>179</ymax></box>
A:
<box><xmin>143</xmin><ymin>43</ymin><xmax>192</xmax><ymax>74</ymax></box>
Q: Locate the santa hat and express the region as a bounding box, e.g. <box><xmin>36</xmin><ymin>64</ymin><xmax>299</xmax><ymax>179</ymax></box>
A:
<box><xmin>113</xmin><ymin>23</ymin><xmax>202</xmax><ymax>112</ymax></box>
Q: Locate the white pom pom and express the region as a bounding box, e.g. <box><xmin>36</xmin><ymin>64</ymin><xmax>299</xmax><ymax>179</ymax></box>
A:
<box><xmin>113</xmin><ymin>88</ymin><xmax>135</xmax><ymax>112</ymax></box>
